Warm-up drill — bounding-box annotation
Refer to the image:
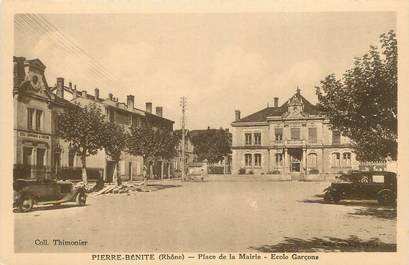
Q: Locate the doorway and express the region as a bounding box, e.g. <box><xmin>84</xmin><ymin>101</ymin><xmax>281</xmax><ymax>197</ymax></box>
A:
<box><xmin>289</xmin><ymin>148</ymin><xmax>302</xmax><ymax>172</ymax></box>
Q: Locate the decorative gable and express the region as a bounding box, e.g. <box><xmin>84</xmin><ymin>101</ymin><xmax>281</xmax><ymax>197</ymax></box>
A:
<box><xmin>282</xmin><ymin>88</ymin><xmax>306</xmax><ymax>119</ymax></box>
<box><xmin>15</xmin><ymin>58</ymin><xmax>51</xmax><ymax>101</ymax></box>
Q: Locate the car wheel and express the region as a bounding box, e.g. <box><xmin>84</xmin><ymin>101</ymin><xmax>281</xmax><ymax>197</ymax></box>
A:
<box><xmin>378</xmin><ymin>190</ymin><xmax>394</xmax><ymax>206</ymax></box>
<box><xmin>76</xmin><ymin>192</ymin><xmax>86</xmax><ymax>206</ymax></box>
<box><xmin>324</xmin><ymin>191</ymin><xmax>340</xmax><ymax>203</ymax></box>
<box><xmin>19</xmin><ymin>195</ymin><xmax>34</xmax><ymax>212</ymax></box>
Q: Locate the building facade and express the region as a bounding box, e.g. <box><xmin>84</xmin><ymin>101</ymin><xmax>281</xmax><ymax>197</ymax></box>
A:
<box><xmin>50</xmin><ymin>78</ymin><xmax>175</xmax><ymax>182</ymax></box>
<box><xmin>14</xmin><ymin>56</ymin><xmax>175</xmax><ymax>182</ymax></box>
<box><xmin>13</xmin><ymin>57</ymin><xmax>74</xmax><ymax>179</ymax></box>
<box><xmin>231</xmin><ymin>89</ymin><xmax>359</xmax><ymax>180</ymax></box>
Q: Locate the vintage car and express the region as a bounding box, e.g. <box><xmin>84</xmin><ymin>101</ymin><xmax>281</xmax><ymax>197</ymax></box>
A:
<box><xmin>187</xmin><ymin>163</ymin><xmax>207</xmax><ymax>181</ymax></box>
<box><xmin>13</xmin><ymin>179</ymin><xmax>87</xmax><ymax>212</ymax></box>
<box><xmin>323</xmin><ymin>171</ymin><xmax>397</xmax><ymax>205</ymax></box>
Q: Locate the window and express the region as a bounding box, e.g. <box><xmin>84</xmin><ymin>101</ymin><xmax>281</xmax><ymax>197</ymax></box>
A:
<box><xmin>343</xmin><ymin>152</ymin><xmax>351</xmax><ymax>167</ymax></box>
<box><xmin>291</xmin><ymin>128</ymin><xmax>300</xmax><ymax>140</ymax></box>
<box><xmin>244</xmin><ymin>154</ymin><xmax>252</xmax><ymax>167</ymax></box>
<box><xmin>254</xmin><ymin>133</ymin><xmax>261</xmax><ymax>145</ymax></box>
<box><xmin>308</xmin><ymin>153</ymin><xmax>318</xmax><ymax>168</ymax></box>
<box><xmin>275</xmin><ymin>153</ymin><xmax>283</xmax><ymax>166</ymax></box>
<box><xmin>332</xmin><ymin>131</ymin><xmax>341</xmax><ymax>144</ymax></box>
<box><xmin>27</xmin><ymin>108</ymin><xmax>34</xmax><ymax>130</ymax></box>
<box><xmin>245</xmin><ymin>133</ymin><xmax>252</xmax><ymax>145</ymax></box>
<box><xmin>275</xmin><ymin>128</ymin><xmax>283</xmax><ymax>141</ymax></box>
<box><xmin>254</xmin><ymin>154</ymin><xmax>262</xmax><ymax>167</ymax></box>
<box><xmin>35</xmin><ymin>110</ymin><xmax>43</xmax><ymax>131</ymax></box>
<box><xmin>22</xmin><ymin>147</ymin><xmax>32</xmax><ymax>165</ymax></box>
<box><xmin>308</xmin><ymin>128</ymin><xmax>317</xmax><ymax>143</ymax></box>
<box><xmin>116</xmin><ymin>111</ymin><xmax>131</xmax><ymax>125</ymax></box>
<box><xmin>332</xmin><ymin>152</ymin><xmax>341</xmax><ymax>167</ymax></box>
<box><xmin>36</xmin><ymin>148</ymin><xmax>45</xmax><ymax>167</ymax></box>
<box><xmin>373</xmin><ymin>175</ymin><xmax>384</xmax><ymax>183</ymax></box>
<box><xmin>132</xmin><ymin>116</ymin><xmax>141</xmax><ymax>128</ymax></box>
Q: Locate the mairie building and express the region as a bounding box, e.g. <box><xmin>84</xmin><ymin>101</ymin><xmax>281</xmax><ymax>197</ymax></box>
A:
<box><xmin>231</xmin><ymin>89</ymin><xmax>359</xmax><ymax>180</ymax></box>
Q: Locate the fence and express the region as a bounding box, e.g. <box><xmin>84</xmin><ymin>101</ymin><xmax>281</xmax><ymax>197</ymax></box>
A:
<box><xmin>207</xmin><ymin>164</ymin><xmax>231</xmax><ymax>174</ymax></box>
<box><xmin>58</xmin><ymin>167</ymin><xmax>103</xmax><ymax>181</ymax></box>
<box><xmin>359</xmin><ymin>161</ymin><xmax>387</xmax><ymax>172</ymax></box>
<box><xmin>13</xmin><ymin>164</ymin><xmax>50</xmax><ymax>180</ymax></box>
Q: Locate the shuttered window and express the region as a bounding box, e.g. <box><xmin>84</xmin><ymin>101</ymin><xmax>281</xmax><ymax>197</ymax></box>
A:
<box><xmin>308</xmin><ymin>128</ymin><xmax>317</xmax><ymax>143</ymax></box>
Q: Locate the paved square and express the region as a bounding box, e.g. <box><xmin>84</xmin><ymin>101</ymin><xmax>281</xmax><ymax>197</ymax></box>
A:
<box><xmin>15</xmin><ymin>176</ymin><xmax>396</xmax><ymax>252</ymax></box>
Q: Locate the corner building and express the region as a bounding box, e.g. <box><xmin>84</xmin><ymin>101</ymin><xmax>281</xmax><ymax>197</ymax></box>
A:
<box><xmin>231</xmin><ymin>89</ymin><xmax>359</xmax><ymax>180</ymax></box>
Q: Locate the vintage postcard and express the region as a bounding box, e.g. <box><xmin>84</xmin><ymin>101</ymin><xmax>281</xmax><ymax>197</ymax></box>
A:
<box><xmin>0</xmin><ymin>0</ymin><xmax>408</xmax><ymax>265</ymax></box>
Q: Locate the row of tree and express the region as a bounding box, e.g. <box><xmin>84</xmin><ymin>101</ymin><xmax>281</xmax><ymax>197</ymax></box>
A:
<box><xmin>189</xmin><ymin>129</ymin><xmax>232</xmax><ymax>163</ymax></box>
<box><xmin>56</xmin><ymin>103</ymin><xmax>179</xmax><ymax>185</ymax></box>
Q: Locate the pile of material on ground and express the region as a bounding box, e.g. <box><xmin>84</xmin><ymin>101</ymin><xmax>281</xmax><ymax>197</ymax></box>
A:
<box><xmin>91</xmin><ymin>181</ymin><xmax>152</xmax><ymax>196</ymax></box>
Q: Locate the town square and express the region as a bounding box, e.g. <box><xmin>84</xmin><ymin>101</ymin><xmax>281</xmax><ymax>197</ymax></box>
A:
<box><xmin>10</xmin><ymin>12</ymin><xmax>398</xmax><ymax>254</ymax></box>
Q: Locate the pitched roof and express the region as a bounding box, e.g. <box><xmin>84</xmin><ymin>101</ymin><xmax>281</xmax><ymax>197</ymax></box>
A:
<box><xmin>236</xmin><ymin>93</ymin><xmax>322</xmax><ymax>123</ymax></box>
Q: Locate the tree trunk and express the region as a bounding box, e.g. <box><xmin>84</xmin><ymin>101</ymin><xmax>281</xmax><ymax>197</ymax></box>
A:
<box><xmin>115</xmin><ymin>161</ymin><xmax>122</xmax><ymax>186</ymax></box>
<box><xmin>81</xmin><ymin>154</ymin><xmax>87</xmax><ymax>185</ymax></box>
<box><xmin>160</xmin><ymin>160</ymin><xmax>164</xmax><ymax>180</ymax></box>
<box><xmin>143</xmin><ymin>159</ymin><xmax>148</xmax><ymax>188</ymax></box>
<box><xmin>149</xmin><ymin>162</ymin><xmax>153</xmax><ymax>179</ymax></box>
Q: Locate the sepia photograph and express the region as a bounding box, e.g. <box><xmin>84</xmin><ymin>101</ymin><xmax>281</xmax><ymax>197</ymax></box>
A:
<box><xmin>1</xmin><ymin>1</ymin><xmax>408</xmax><ymax>264</ymax></box>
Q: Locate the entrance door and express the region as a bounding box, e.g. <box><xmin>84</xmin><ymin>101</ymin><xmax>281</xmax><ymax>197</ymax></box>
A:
<box><xmin>289</xmin><ymin>149</ymin><xmax>302</xmax><ymax>172</ymax></box>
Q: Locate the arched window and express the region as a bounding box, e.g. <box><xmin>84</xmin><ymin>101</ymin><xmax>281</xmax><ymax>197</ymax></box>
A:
<box><xmin>275</xmin><ymin>153</ymin><xmax>283</xmax><ymax>166</ymax></box>
<box><xmin>308</xmin><ymin>153</ymin><xmax>317</xmax><ymax>168</ymax></box>
<box><xmin>244</xmin><ymin>154</ymin><xmax>252</xmax><ymax>167</ymax></box>
<box><xmin>254</xmin><ymin>154</ymin><xmax>262</xmax><ymax>167</ymax></box>
<box><xmin>343</xmin><ymin>152</ymin><xmax>351</xmax><ymax>167</ymax></box>
<box><xmin>332</xmin><ymin>152</ymin><xmax>341</xmax><ymax>168</ymax></box>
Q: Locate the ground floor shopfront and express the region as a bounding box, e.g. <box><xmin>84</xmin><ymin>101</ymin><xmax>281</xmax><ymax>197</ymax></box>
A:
<box><xmin>14</xmin><ymin>130</ymin><xmax>174</xmax><ymax>182</ymax></box>
<box><xmin>231</xmin><ymin>145</ymin><xmax>359</xmax><ymax>180</ymax></box>
<box><xmin>61</xmin><ymin>149</ymin><xmax>174</xmax><ymax>182</ymax></box>
<box><xmin>14</xmin><ymin>129</ymin><xmax>53</xmax><ymax>179</ymax></box>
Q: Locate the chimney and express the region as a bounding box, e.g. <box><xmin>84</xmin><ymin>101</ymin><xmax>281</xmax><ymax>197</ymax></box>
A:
<box><xmin>274</xmin><ymin>97</ymin><xmax>279</xmax><ymax>107</ymax></box>
<box><xmin>156</xmin><ymin>106</ymin><xmax>163</xmax><ymax>117</ymax></box>
<box><xmin>94</xmin><ymin>88</ymin><xmax>99</xmax><ymax>100</ymax></box>
<box><xmin>146</xmin><ymin>102</ymin><xmax>152</xmax><ymax>113</ymax></box>
<box><xmin>127</xmin><ymin>95</ymin><xmax>134</xmax><ymax>110</ymax></box>
<box><xmin>108</xmin><ymin>93</ymin><xmax>113</xmax><ymax>101</ymax></box>
<box><xmin>235</xmin><ymin>110</ymin><xmax>241</xmax><ymax>121</ymax></box>
<box><xmin>81</xmin><ymin>90</ymin><xmax>87</xmax><ymax>98</ymax></box>
<box><xmin>13</xmin><ymin>57</ymin><xmax>26</xmax><ymax>88</ymax></box>
<box><xmin>69</xmin><ymin>82</ymin><xmax>72</xmax><ymax>91</ymax></box>
<box><xmin>56</xmin><ymin>77</ymin><xmax>64</xmax><ymax>98</ymax></box>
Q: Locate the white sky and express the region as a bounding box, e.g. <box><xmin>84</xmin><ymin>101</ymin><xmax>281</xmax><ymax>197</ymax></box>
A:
<box><xmin>14</xmin><ymin>12</ymin><xmax>395</xmax><ymax>129</ymax></box>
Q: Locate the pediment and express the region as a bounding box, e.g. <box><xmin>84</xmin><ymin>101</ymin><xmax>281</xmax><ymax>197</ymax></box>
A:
<box><xmin>27</xmin><ymin>59</ymin><xmax>46</xmax><ymax>71</ymax></box>
<box><xmin>19</xmin><ymin>74</ymin><xmax>51</xmax><ymax>100</ymax></box>
<box><xmin>282</xmin><ymin>109</ymin><xmax>307</xmax><ymax>119</ymax></box>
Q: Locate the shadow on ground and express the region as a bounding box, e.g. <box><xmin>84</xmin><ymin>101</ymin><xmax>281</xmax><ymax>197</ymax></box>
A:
<box><xmin>13</xmin><ymin>203</ymin><xmax>87</xmax><ymax>213</ymax></box>
<box><xmin>145</xmin><ymin>184</ymin><xmax>182</xmax><ymax>192</ymax></box>
<box><xmin>249</xmin><ymin>236</ymin><xmax>396</xmax><ymax>252</ymax></box>
<box><xmin>299</xmin><ymin>195</ymin><xmax>397</xmax><ymax>220</ymax></box>
<box><xmin>349</xmin><ymin>207</ymin><xmax>396</xmax><ymax>220</ymax></box>
<box><xmin>300</xmin><ymin>198</ymin><xmax>379</xmax><ymax>207</ymax></box>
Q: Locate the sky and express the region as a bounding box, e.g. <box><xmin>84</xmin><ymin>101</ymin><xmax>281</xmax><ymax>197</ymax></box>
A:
<box><xmin>14</xmin><ymin>12</ymin><xmax>395</xmax><ymax>129</ymax></box>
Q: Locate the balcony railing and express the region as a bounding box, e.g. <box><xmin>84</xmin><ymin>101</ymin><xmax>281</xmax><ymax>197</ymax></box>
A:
<box><xmin>285</xmin><ymin>139</ymin><xmax>305</xmax><ymax>145</ymax></box>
